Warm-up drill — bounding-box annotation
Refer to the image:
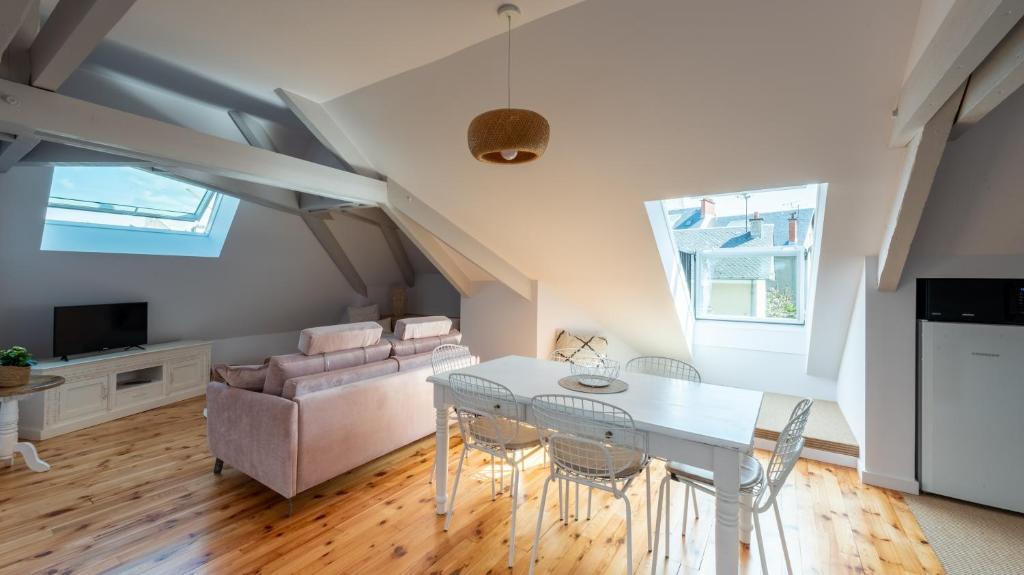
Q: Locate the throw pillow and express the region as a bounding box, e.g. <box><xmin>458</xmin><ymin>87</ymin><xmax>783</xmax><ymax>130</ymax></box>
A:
<box><xmin>212</xmin><ymin>361</ymin><xmax>269</xmax><ymax>392</ymax></box>
<box><xmin>551</xmin><ymin>330</ymin><xmax>609</xmax><ymax>362</ymax></box>
<box><xmin>345</xmin><ymin>304</ymin><xmax>380</xmax><ymax>323</ymax></box>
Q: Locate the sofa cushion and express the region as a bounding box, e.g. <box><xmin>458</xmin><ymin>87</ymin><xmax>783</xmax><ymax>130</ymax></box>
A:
<box><xmin>386</xmin><ymin>329</ymin><xmax>462</xmax><ymax>358</ymax></box>
<box><xmin>324</xmin><ymin>342</ymin><xmax>392</xmax><ymax>371</ymax></box>
<box><xmin>394</xmin><ymin>351</ymin><xmax>435</xmax><ymax>372</ymax></box>
<box><xmin>264</xmin><ymin>354</ymin><xmax>325</xmax><ymax>396</ymax></box>
<box><xmin>394</xmin><ymin>316</ymin><xmax>452</xmax><ymax>340</ymax></box>
<box><xmin>298</xmin><ymin>322</ymin><xmax>383</xmax><ymax>355</ymax></box>
<box><xmin>212</xmin><ymin>363</ymin><xmax>269</xmax><ymax>392</ymax></box>
<box><xmin>282</xmin><ymin>359</ymin><xmax>399</xmax><ymax>399</ymax></box>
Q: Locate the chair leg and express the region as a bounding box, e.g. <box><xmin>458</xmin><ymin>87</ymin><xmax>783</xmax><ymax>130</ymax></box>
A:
<box><xmin>491</xmin><ymin>455</ymin><xmax>496</xmax><ymax>501</ymax></box>
<box><xmin>645</xmin><ymin>465</ymin><xmax>653</xmax><ymax>552</ymax></box>
<box><xmin>529</xmin><ymin>476</ymin><xmax>552</xmax><ymax>575</ymax></box>
<box><xmin>651</xmin><ymin>475</ymin><xmax>669</xmax><ymax>571</ymax></box>
<box><xmin>622</xmin><ymin>492</ymin><xmax>634</xmax><ymax>575</ymax></box>
<box><xmin>681</xmin><ymin>484</ymin><xmax>688</xmax><ymax>537</ymax></box>
<box><xmin>508</xmin><ymin>466</ymin><xmax>519</xmax><ymax>568</ymax></box>
<box><xmin>753</xmin><ymin>510</ymin><xmax>769</xmax><ymax>575</ymax></box>
<box><xmin>691</xmin><ymin>485</ymin><xmax>700</xmax><ymax>519</ymax></box>
<box><xmin>664</xmin><ymin>478</ymin><xmax>671</xmax><ymax>557</ymax></box>
<box><xmin>213</xmin><ymin>458</ymin><xmax>223</xmax><ymax>475</ymax></box>
<box><xmin>587</xmin><ymin>486</ymin><xmax>593</xmax><ymax>520</ymax></box>
<box><xmin>557</xmin><ymin>478</ymin><xmax>564</xmax><ymax>523</ymax></box>
<box><xmin>773</xmin><ymin>500</ymin><xmax>793</xmax><ymax>575</ymax></box>
<box><xmin>575</xmin><ymin>482</ymin><xmax>580</xmax><ymax>521</ymax></box>
<box><xmin>443</xmin><ymin>446</ymin><xmax>468</xmax><ymax>531</ymax></box>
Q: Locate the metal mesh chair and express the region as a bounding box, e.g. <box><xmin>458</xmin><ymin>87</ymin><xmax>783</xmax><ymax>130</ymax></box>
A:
<box><xmin>529</xmin><ymin>394</ymin><xmax>652</xmax><ymax>575</ymax></box>
<box><xmin>651</xmin><ymin>398</ymin><xmax>813</xmax><ymax>575</ymax></box>
<box><xmin>625</xmin><ymin>356</ymin><xmax>701</xmax><ymax>383</ymax></box>
<box><xmin>429</xmin><ymin>345</ymin><xmax>477</xmax><ymax>485</ymax></box>
<box><xmin>445</xmin><ymin>373</ymin><xmax>541</xmax><ymax>568</ymax></box>
<box><xmin>625</xmin><ymin>355</ymin><xmax>703</xmax><ymax>529</ymax></box>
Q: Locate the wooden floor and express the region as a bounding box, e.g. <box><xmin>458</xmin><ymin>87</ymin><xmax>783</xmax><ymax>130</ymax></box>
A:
<box><xmin>0</xmin><ymin>398</ymin><xmax>943</xmax><ymax>575</ymax></box>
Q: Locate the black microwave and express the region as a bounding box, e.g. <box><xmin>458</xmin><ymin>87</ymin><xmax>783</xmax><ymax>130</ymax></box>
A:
<box><xmin>917</xmin><ymin>278</ymin><xmax>1024</xmax><ymax>324</ymax></box>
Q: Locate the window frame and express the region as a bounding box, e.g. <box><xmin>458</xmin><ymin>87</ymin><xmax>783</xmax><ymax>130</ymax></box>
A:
<box><xmin>694</xmin><ymin>245</ymin><xmax>806</xmax><ymax>325</ymax></box>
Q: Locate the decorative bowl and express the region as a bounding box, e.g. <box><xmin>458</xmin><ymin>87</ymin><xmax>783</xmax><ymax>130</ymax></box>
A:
<box><xmin>569</xmin><ymin>357</ymin><xmax>620</xmax><ymax>387</ymax></box>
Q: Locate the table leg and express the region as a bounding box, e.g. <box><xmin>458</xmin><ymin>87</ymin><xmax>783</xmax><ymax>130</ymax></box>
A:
<box><xmin>713</xmin><ymin>446</ymin><xmax>741</xmax><ymax>575</ymax></box>
<box><xmin>0</xmin><ymin>399</ymin><xmax>19</xmax><ymax>466</ymax></box>
<box><xmin>739</xmin><ymin>491</ymin><xmax>753</xmax><ymax>545</ymax></box>
<box><xmin>15</xmin><ymin>442</ymin><xmax>49</xmax><ymax>472</ymax></box>
<box><xmin>434</xmin><ymin>406</ymin><xmax>450</xmax><ymax>515</ymax></box>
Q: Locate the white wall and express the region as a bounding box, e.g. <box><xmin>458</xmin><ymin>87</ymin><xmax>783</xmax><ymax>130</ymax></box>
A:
<box><xmin>836</xmin><ymin>267</ymin><xmax>866</xmax><ymax>450</ymax></box>
<box><xmin>407</xmin><ymin>272</ymin><xmax>461</xmax><ymax>318</ymax></box>
<box><xmin>535</xmin><ymin>283</ymin><xmax>638</xmax><ymax>364</ymax></box>
<box><xmin>459</xmin><ymin>282</ymin><xmax>538</xmax><ymax>362</ymax></box>
<box><xmin>859</xmin><ymin>87</ymin><xmax>1024</xmax><ymax>492</ymax></box>
<box><xmin>0</xmin><ymin>167</ymin><xmax>393</xmax><ymax>364</ymax></box>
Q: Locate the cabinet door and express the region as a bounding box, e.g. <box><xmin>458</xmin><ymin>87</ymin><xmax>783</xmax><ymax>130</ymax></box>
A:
<box><xmin>167</xmin><ymin>359</ymin><xmax>203</xmax><ymax>393</ymax></box>
<box><xmin>57</xmin><ymin>376</ymin><xmax>111</xmax><ymax>424</ymax></box>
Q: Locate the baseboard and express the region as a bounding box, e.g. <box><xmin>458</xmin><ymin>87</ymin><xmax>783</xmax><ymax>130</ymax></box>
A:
<box><xmin>753</xmin><ymin>437</ymin><xmax>858</xmax><ymax>469</ymax></box>
<box><xmin>860</xmin><ymin>469</ymin><xmax>920</xmax><ymax>494</ymax></box>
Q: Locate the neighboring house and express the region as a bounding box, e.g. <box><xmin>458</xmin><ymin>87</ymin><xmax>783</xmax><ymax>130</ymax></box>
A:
<box><xmin>670</xmin><ymin>199</ymin><xmax>815</xmax><ymax>321</ymax></box>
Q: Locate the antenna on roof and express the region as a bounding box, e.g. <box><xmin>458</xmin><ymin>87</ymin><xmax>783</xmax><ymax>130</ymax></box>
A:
<box><xmin>739</xmin><ymin>193</ymin><xmax>751</xmax><ymax>230</ymax></box>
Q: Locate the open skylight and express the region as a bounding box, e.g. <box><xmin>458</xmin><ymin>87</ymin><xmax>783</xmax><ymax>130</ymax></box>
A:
<box><xmin>41</xmin><ymin>167</ymin><xmax>239</xmax><ymax>257</ymax></box>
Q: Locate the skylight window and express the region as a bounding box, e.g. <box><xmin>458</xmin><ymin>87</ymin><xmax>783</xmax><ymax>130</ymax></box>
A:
<box><xmin>41</xmin><ymin>167</ymin><xmax>239</xmax><ymax>257</ymax></box>
<box><xmin>662</xmin><ymin>184</ymin><xmax>821</xmax><ymax>324</ymax></box>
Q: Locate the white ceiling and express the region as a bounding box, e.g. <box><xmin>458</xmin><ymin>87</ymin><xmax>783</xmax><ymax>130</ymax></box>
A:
<box><xmin>326</xmin><ymin>0</ymin><xmax>922</xmax><ymax>370</ymax></box>
<box><xmin>60</xmin><ymin>0</ymin><xmax>583</xmax><ymax>103</ymax></box>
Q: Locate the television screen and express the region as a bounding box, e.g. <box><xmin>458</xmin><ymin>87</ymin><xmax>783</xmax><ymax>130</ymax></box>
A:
<box><xmin>53</xmin><ymin>302</ymin><xmax>148</xmax><ymax>358</ymax></box>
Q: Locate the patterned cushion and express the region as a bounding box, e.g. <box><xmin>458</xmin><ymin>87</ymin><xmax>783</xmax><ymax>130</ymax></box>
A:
<box><xmin>551</xmin><ymin>330</ymin><xmax>609</xmax><ymax>362</ymax></box>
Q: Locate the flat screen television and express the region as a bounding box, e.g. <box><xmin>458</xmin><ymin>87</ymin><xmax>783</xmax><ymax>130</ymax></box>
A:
<box><xmin>53</xmin><ymin>302</ymin><xmax>148</xmax><ymax>359</ymax></box>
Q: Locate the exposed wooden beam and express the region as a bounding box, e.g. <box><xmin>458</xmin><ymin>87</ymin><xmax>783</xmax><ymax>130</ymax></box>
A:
<box><xmin>0</xmin><ymin>0</ymin><xmax>35</xmax><ymax>56</ymax></box>
<box><xmin>387</xmin><ymin>179</ymin><xmax>532</xmax><ymax>300</ymax></box>
<box><xmin>156</xmin><ymin>168</ymin><xmax>301</xmax><ymax>215</ymax></box>
<box><xmin>0</xmin><ymin>133</ymin><xmax>40</xmax><ymax>172</ymax></box>
<box><xmin>18</xmin><ymin>140</ymin><xmax>149</xmax><ymax>166</ymax></box>
<box><xmin>275</xmin><ymin>88</ymin><xmax>382</xmax><ymax>180</ymax></box>
<box><xmin>228</xmin><ymin>110</ymin><xmax>278</xmax><ymax>153</ymax></box>
<box><xmin>952</xmin><ymin>19</ymin><xmax>1024</xmax><ymax>138</ymax></box>
<box><xmin>0</xmin><ymin>78</ymin><xmax>387</xmax><ymax>205</ymax></box>
<box><xmin>382</xmin><ymin>205</ymin><xmax>475</xmax><ymax>298</ymax></box>
<box><xmin>30</xmin><ymin>0</ymin><xmax>136</xmax><ymax>91</ymax></box>
<box><xmin>344</xmin><ymin>207</ymin><xmax>416</xmax><ymax>288</ymax></box>
<box><xmin>878</xmin><ymin>84</ymin><xmax>966</xmax><ymax>291</ymax></box>
<box><xmin>892</xmin><ymin>0</ymin><xmax>1024</xmax><ymax>146</ymax></box>
<box><xmin>300</xmin><ymin>212</ymin><xmax>369</xmax><ymax>297</ymax></box>
<box><xmin>0</xmin><ymin>0</ymin><xmax>37</xmax><ymax>83</ymax></box>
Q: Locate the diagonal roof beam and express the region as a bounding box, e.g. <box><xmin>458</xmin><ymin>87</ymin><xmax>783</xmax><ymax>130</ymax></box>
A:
<box><xmin>383</xmin><ymin>206</ymin><xmax>475</xmax><ymax>297</ymax></box>
<box><xmin>0</xmin><ymin>0</ymin><xmax>36</xmax><ymax>57</ymax></box>
<box><xmin>30</xmin><ymin>0</ymin><xmax>136</xmax><ymax>91</ymax></box>
<box><xmin>952</xmin><ymin>18</ymin><xmax>1024</xmax><ymax>138</ymax></box>
<box><xmin>878</xmin><ymin>84</ymin><xmax>966</xmax><ymax>291</ymax></box>
<box><xmin>0</xmin><ymin>133</ymin><xmax>40</xmax><ymax>172</ymax></box>
<box><xmin>891</xmin><ymin>0</ymin><xmax>1024</xmax><ymax>146</ymax></box>
<box><xmin>0</xmin><ymin>78</ymin><xmax>386</xmax><ymax>204</ymax></box>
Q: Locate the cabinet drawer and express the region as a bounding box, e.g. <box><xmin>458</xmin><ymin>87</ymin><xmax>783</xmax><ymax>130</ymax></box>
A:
<box><xmin>57</xmin><ymin>376</ymin><xmax>111</xmax><ymax>424</ymax></box>
<box><xmin>167</xmin><ymin>359</ymin><xmax>203</xmax><ymax>392</ymax></box>
<box><xmin>115</xmin><ymin>382</ymin><xmax>163</xmax><ymax>409</ymax></box>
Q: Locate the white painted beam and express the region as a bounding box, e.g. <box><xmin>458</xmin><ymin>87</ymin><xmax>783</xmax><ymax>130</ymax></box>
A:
<box><xmin>952</xmin><ymin>19</ymin><xmax>1024</xmax><ymax>138</ymax></box>
<box><xmin>157</xmin><ymin>168</ymin><xmax>301</xmax><ymax>215</ymax></box>
<box><xmin>892</xmin><ymin>0</ymin><xmax>1024</xmax><ymax>146</ymax></box>
<box><xmin>275</xmin><ymin>88</ymin><xmax>382</xmax><ymax>180</ymax></box>
<box><xmin>228</xmin><ymin>110</ymin><xmax>278</xmax><ymax>153</ymax></box>
<box><xmin>0</xmin><ymin>0</ymin><xmax>37</xmax><ymax>83</ymax></box>
<box><xmin>0</xmin><ymin>133</ymin><xmax>40</xmax><ymax>172</ymax></box>
<box><xmin>19</xmin><ymin>141</ymin><xmax>149</xmax><ymax>166</ymax></box>
<box><xmin>387</xmin><ymin>179</ymin><xmax>532</xmax><ymax>300</ymax></box>
<box><xmin>878</xmin><ymin>84</ymin><xmax>966</xmax><ymax>291</ymax></box>
<box><xmin>300</xmin><ymin>212</ymin><xmax>369</xmax><ymax>297</ymax></box>
<box><xmin>0</xmin><ymin>0</ymin><xmax>35</xmax><ymax>56</ymax></box>
<box><xmin>383</xmin><ymin>205</ymin><xmax>476</xmax><ymax>297</ymax></box>
<box><xmin>30</xmin><ymin>0</ymin><xmax>136</xmax><ymax>91</ymax></box>
<box><xmin>0</xmin><ymin>78</ymin><xmax>387</xmax><ymax>205</ymax></box>
<box><xmin>344</xmin><ymin>207</ymin><xmax>416</xmax><ymax>288</ymax></box>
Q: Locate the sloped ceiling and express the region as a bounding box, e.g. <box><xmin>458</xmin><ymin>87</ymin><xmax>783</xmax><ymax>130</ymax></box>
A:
<box><xmin>325</xmin><ymin>0</ymin><xmax>921</xmax><ymax>367</ymax></box>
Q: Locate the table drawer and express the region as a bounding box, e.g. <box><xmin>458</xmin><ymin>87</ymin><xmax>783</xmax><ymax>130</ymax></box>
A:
<box><xmin>115</xmin><ymin>382</ymin><xmax>163</xmax><ymax>409</ymax></box>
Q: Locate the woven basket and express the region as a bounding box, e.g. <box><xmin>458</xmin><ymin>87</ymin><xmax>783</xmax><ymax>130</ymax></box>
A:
<box><xmin>0</xmin><ymin>366</ymin><xmax>30</xmax><ymax>388</ymax></box>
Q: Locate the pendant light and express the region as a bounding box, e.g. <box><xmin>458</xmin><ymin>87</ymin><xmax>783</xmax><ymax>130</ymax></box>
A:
<box><xmin>467</xmin><ymin>3</ymin><xmax>549</xmax><ymax>164</ymax></box>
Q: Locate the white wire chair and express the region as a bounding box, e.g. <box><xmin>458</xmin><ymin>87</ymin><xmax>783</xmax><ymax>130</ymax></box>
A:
<box><xmin>445</xmin><ymin>373</ymin><xmax>542</xmax><ymax>568</ymax></box>
<box><xmin>625</xmin><ymin>356</ymin><xmax>701</xmax><ymax>383</ymax></box>
<box><xmin>625</xmin><ymin>356</ymin><xmax>703</xmax><ymax>529</ymax></box>
<box><xmin>429</xmin><ymin>344</ymin><xmax>479</xmax><ymax>485</ymax></box>
<box><xmin>651</xmin><ymin>398</ymin><xmax>813</xmax><ymax>575</ymax></box>
<box><xmin>529</xmin><ymin>394</ymin><xmax>652</xmax><ymax>575</ymax></box>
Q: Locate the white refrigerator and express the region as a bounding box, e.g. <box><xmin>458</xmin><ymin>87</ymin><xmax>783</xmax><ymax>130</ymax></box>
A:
<box><xmin>919</xmin><ymin>321</ymin><xmax>1024</xmax><ymax>513</ymax></box>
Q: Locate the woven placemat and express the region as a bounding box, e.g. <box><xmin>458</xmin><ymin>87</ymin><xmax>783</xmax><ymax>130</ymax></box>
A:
<box><xmin>558</xmin><ymin>375</ymin><xmax>629</xmax><ymax>394</ymax></box>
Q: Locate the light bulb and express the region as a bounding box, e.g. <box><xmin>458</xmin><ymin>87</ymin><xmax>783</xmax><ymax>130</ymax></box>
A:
<box><xmin>500</xmin><ymin>149</ymin><xmax>519</xmax><ymax>161</ymax></box>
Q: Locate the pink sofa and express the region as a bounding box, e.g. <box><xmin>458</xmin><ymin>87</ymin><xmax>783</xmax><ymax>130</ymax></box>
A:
<box><xmin>206</xmin><ymin>318</ymin><xmax>461</xmax><ymax>500</ymax></box>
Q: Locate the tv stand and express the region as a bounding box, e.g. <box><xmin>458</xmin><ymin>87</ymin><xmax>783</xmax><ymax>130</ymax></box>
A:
<box><xmin>123</xmin><ymin>344</ymin><xmax>146</xmax><ymax>352</ymax></box>
<box><xmin>20</xmin><ymin>341</ymin><xmax>211</xmax><ymax>440</ymax></box>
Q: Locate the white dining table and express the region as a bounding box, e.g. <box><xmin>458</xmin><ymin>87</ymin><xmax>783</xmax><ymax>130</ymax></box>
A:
<box><xmin>427</xmin><ymin>355</ymin><xmax>763</xmax><ymax>575</ymax></box>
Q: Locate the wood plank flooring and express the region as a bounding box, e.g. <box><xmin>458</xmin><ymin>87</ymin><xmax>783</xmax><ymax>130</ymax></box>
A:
<box><xmin>0</xmin><ymin>398</ymin><xmax>943</xmax><ymax>574</ymax></box>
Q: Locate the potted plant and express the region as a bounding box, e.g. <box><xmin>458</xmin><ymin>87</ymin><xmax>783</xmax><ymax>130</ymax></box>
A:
<box><xmin>0</xmin><ymin>346</ymin><xmax>36</xmax><ymax>388</ymax></box>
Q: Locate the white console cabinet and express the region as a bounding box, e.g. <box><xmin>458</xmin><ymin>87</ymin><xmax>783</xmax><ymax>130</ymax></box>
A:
<box><xmin>20</xmin><ymin>341</ymin><xmax>211</xmax><ymax>440</ymax></box>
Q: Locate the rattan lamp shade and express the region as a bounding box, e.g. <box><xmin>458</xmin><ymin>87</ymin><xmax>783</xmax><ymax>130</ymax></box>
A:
<box><xmin>467</xmin><ymin>108</ymin><xmax>549</xmax><ymax>164</ymax></box>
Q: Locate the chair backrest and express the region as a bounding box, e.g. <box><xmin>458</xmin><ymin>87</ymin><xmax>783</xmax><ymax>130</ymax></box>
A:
<box><xmin>448</xmin><ymin>373</ymin><xmax>530</xmax><ymax>453</ymax></box>
<box><xmin>549</xmin><ymin>347</ymin><xmax>605</xmax><ymax>363</ymax></box>
<box><xmin>431</xmin><ymin>344</ymin><xmax>475</xmax><ymax>375</ymax></box>
<box><xmin>625</xmin><ymin>356</ymin><xmax>701</xmax><ymax>383</ymax></box>
<box><xmin>757</xmin><ymin>398</ymin><xmax>813</xmax><ymax>509</ymax></box>
<box><xmin>531</xmin><ymin>394</ymin><xmax>647</xmax><ymax>484</ymax></box>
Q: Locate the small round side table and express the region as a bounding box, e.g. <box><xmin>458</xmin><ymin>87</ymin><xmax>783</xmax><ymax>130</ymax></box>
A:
<box><xmin>0</xmin><ymin>375</ymin><xmax>65</xmax><ymax>472</ymax></box>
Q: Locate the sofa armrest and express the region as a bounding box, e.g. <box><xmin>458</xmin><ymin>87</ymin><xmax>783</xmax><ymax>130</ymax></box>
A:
<box><xmin>206</xmin><ymin>381</ymin><xmax>299</xmax><ymax>498</ymax></box>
